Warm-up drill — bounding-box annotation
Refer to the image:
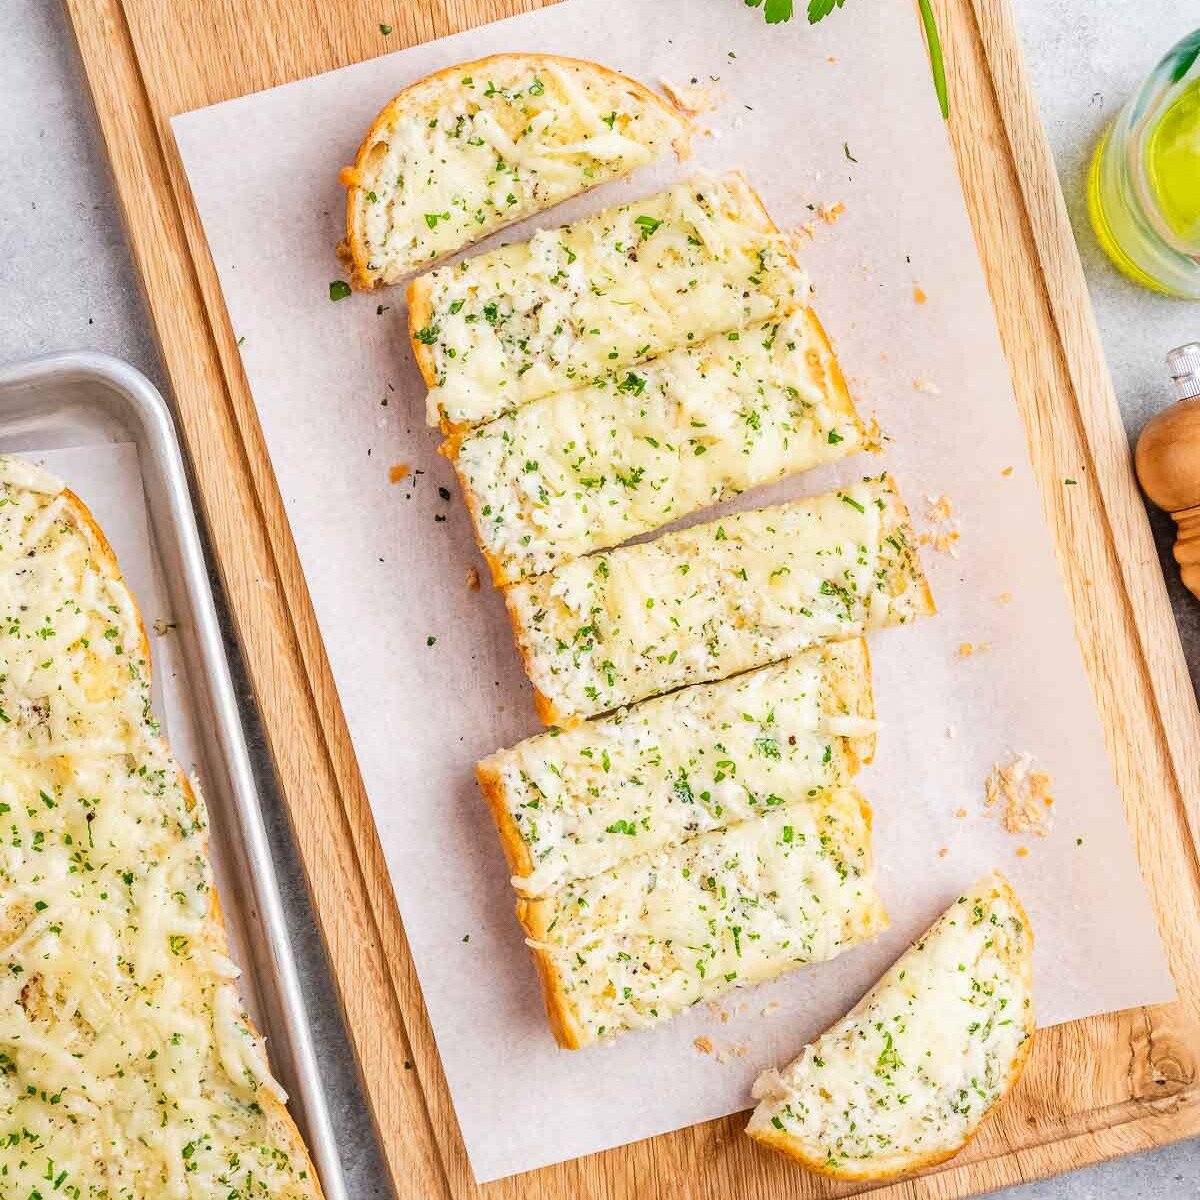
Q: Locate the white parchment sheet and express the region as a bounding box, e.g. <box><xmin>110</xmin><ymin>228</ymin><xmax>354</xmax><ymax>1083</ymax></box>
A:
<box><xmin>173</xmin><ymin>0</ymin><xmax>1175</xmax><ymax>1181</ymax></box>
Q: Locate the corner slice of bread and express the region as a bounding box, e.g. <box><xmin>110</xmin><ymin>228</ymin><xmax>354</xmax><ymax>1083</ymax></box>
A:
<box><xmin>747</xmin><ymin>872</ymin><xmax>1035</xmax><ymax>1181</ymax></box>
<box><xmin>477</xmin><ymin>640</ymin><xmax>876</xmax><ymax>897</ymax></box>
<box><xmin>505</xmin><ymin>473</ymin><xmax>935</xmax><ymax>727</ymax></box>
<box><xmin>446</xmin><ymin>306</ymin><xmax>865</xmax><ymax>585</ymax></box>
<box><xmin>519</xmin><ymin>787</ymin><xmax>888</xmax><ymax>1048</ymax></box>
<box><xmin>339</xmin><ymin>54</ymin><xmax>690</xmax><ymax>289</ymax></box>
<box><xmin>409</xmin><ymin>170</ymin><xmax>807</xmax><ymax>433</ymax></box>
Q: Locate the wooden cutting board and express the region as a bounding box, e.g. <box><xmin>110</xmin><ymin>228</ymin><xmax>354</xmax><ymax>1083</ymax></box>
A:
<box><xmin>65</xmin><ymin>0</ymin><xmax>1200</xmax><ymax>1196</ymax></box>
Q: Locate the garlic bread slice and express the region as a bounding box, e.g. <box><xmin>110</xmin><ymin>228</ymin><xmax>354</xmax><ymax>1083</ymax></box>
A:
<box><xmin>340</xmin><ymin>53</ymin><xmax>690</xmax><ymax>288</ymax></box>
<box><xmin>409</xmin><ymin>171</ymin><xmax>806</xmax><ymax>432</ymax></box>
<box><xmin>448</xmin><ymin>307</ymin><xmax>864</xmax><ymax>584</ymax></box>
<box><xmin>0</xmin><ymin>455</ymin><xmax>323</xmax><ymax>1200</ymax></box>
<box><xmin>478</xmin><ymin>640</ymin><xmax>876</xmax><ymax>897</ymax></box>
<box><xmin>0</xmin><ymin>456</ymin><xmax>153</xmax><ymax>755</ymax></box>
<box><xmin>505</xmin><ymin>473</ymin><xmax>934</xmax><ymax>726</ymax></box>
<box><xmin>519</xmin><ymin>787</ymin><xmax>887</xmax><ymax>1048</ymax></box>
<box><xmin>747</xmin><ymin>873</ymin><xmax>1035</xmax><ymax>1180</ymax></box>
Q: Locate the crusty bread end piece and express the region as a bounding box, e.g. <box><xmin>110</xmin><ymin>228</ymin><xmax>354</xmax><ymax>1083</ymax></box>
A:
<box><xmin>340</xmin><ymin>53</ymin><xmax>690</xmax><ymax>289</ymax></box>
<box><xmin>747</xmin><ymin>872</ymin><xmax>1034</xmax><ymax>1181</ymax></box>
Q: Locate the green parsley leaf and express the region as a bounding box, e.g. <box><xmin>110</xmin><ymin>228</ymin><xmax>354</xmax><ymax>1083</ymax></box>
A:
<box><xmin>328</xmin><ymin>280</ymin><xmax>352</xmax><ymax>301</ymax></box>
<box><xmin>379</xmin><ymin>23</ymin><xmax>393</xmax><ymax>34</ymax></box>
<box><xmin>634</xmin><ymin>214</ymin><xmax>663</xmax><ymax>239</ymax></box>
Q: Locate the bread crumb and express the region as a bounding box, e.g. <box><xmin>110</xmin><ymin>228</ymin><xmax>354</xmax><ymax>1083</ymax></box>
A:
<box><xmin>715</xmin><ymin>1044</ymin><xmax>748</xmax><ymax>1065</ymax></box>
<box><xmin>694</xmin><ymin>1036</ymin><xmax>714</xmax><ymax>1055</ymax></box>
<box><xmin>817</xmin><ymin>201</ymin><xmax>845</xmax><ymax>225</ymax></box>
<box><xmin>938</xmin><ymin>847</ymin><xmax>950</xmax><ymax>858</ymax></box>
<box><xmin>925</xmin><ymin>494</ymin><xmax>954</xmax><ymax>522</ymax></box>
<box><xmin>389</xmin><ymin>462</ymin><xmax>410</xmax><ymax>483</ymax></box>
<box><xmin>466</xmin><ymin>566</ymin><xmax>481</xmax><ymax>591</ymax></box>
<box><xmin>918</xmin><ymin>493</ymin><xmax>961</xmax><ymax>557</ymax></box>
<box><xmin>957</xmin><ymin>642</ymin><xmax>975</xmax><ymax>658</ymax></box>
<box><xmin>861</xmin><ymin>415</ymin><xmax>886</xmax><ymax>453</ymax></box>
<box><xmin>660</xmin><ymin>78</ymin><xmax>726</xmax><ymax>117</ymax></box>
<box><xmin>1001</xmin><ymin>466</ymin><xmax>1014</xmax><ymax>477</ymax></box>
<box><xmin>997</xmin><ymin>591</ymin><xmax>1014</xmax><ymax>604</ymax></box>
<box><xmin>985</xmin><ymin>753</ymin><xmax>1055</xmax><ymax>838</ymax></box>
<box><xmin>913</xmin><ymin>286</ymin><xmax>928</xmax><ymax>304</ymax></box>
<box><xmin>760</xmin><ymin>1001</ymin><xmax>781</xmax><ymax>1018</ymax></box>
<box><xmin>955</xmin><ymin>807</ymin><xmax>968</xmax><ymax>818</ymax></box>
<box><xmin>913</xmin><ymin>376</ymin><xmax>942</xmax><ymax>395</ymax></box>
<box><xmin>826</xmin><ymin>55</ymin><xmax>838</xmax><ymax>63</ymax></box>
<box><xmin>705</xmin><ymin>1001</ymin><xmax>730</xmax><ymax>1024</ymax></box>
<box><xmin>1016</xmin><ymin>846</ymin><xmax>1030</xmax><ymax>858</ymax></box>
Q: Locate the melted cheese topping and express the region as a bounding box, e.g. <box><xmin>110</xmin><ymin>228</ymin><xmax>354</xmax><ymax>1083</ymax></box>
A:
<box><xmin>452</xmin><ymin>308</ymin><xmax>863</xmax><ymax>582</ymax></box>
<box><xmin>417</xmin><ymin>171</ymin><xmax>806</xmax><ymax>429</ymax></box>
<box><xmin>0</xmin><ymin>456</ymin><xmax>317</xmax><ymax>1200</ymax></box>
<box><xmin>481</xmin><ymin>640</ymin><xmax>876</xmax><ymax>897</ymax></box>
<box><xmin>507</xmin><ymin>475</ymin><xmax>932</xmax><ymax>724</ymax></box>
<box><xmin>748</xmin><ymin>875</ymin><xmax>1033</xmax><ymax>1177</ymax></box>
<box><xmin>521</xmin><ymin>788</ymin><xmax>886</xmax><ymax>1046</ymax></box>
<box><xmin>352</xmin><ymin>58</ymin><xmax>687</xmax><ymax>284</ymax></box>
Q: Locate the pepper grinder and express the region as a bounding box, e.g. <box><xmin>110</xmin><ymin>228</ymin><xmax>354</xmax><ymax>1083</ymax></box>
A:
<box><xmin>1135</xmin><ymin>343</ymin><xmax>1200</xmax><ymax>600</ymax></box>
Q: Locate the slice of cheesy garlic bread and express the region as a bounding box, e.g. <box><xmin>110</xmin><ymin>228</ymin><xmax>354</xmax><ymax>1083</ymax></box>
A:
<box><xmin>747</xmin><ymin>873</ymin><xmax>1035</xmax><ymax>1181</ymax></box>
<box><xmin>340</xmin><ymin>54</ymin><xmax>690</xmax><ymax>288</ymax></box>
<box><xmin>519</xmin><ymin>787</ymin><xmax>887</xmax><ymax>1048</ymax></box>
<box><xmin>409</xmin><ymin>171</ymin><xmax>807</xmax><ymax>432</ymax></box>
<box><xmin>505</xmin><ymin>474</ymin><xmax>934</xmax><ymax>726</ymax></box>
<box><xmin>478</xmin><ymin>640</ymin><xmax>876</xmax><ymax>898</ymax></box>
<box><xmin>0</xmin><ymin>457</ymin><xmax>153</xmax><ymax>755</ymax></box>
<box><xmin>448</xmin><ymin>307</ymin><xmax>865</xmax><ymax>584</ymax></box>
<box><xmin>0</xmin><ymin>456</ymin><xmax>323</xmax><ymax>1199</ymax></box>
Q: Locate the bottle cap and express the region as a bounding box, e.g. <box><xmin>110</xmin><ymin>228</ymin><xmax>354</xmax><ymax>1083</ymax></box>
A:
<box><xmin>1168</xmin><ymin>342</ymin><xmax>1200</xmax><ymax>400</ymax></box>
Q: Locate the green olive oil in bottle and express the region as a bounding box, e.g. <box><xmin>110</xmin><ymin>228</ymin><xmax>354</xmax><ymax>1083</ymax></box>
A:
<box><xmin>1089</xmin><ymin>30</ymin><xmax>1200</xmax><ymax>298</ymax></box>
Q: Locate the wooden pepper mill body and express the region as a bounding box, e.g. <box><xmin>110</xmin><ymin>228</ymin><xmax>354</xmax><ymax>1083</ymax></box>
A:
<box><xmin>1135</xmin><ymin>344</ymin><xmax>1200</xmax><ymax>600</ymax></box>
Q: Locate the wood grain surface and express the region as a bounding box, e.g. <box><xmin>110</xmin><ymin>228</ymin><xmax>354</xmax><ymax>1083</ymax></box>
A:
<box><xmin>64</xmin><ymin>0</ymin><xmax>1200</xmax><ymax>1197</ymax></box>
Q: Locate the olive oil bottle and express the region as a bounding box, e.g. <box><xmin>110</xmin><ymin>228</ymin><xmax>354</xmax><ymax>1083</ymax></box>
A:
<box><xmin>1089</xmin><ymin>30</ymin><xmax>1200</xmax><ymax>298</ymax></box>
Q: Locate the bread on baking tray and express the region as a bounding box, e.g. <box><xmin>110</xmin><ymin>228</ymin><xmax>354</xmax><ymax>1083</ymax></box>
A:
<box><xmin>340</xmin><ymin>53</ymin><xmax>691</xmax><ymax>289</ymax></box>
<box><xmin>409</xmin><ymin>170</ymin><xmax>807</xmax><ymax>433</ymax></box>
<box><xmin>0</xmin><ymin>455</ymin><xmax>323</xmax><ymax>1199</ymax></box>
<box><xmin>747</xmin><ymin>873</ymin><xmax>1034</xmax><ymax>1180</ymax></box>
<box><xmin>478</xmin><ymin>639</ymin><xmax>876</xmax><ymax>898</ymax></box>
<box><xmin>504</xmin><ymin>473</ymin><xmax>934</xmax><ymax>727</ymax></box>
<box><xmin>518</xmin><ymin>787</ymin><xmax>887</xmax><ymax>1049</ymax></box>
<box><xmin>447</xmin><ymin>306</ymin><xmax>865</xmax><ymax>584</ymax></box>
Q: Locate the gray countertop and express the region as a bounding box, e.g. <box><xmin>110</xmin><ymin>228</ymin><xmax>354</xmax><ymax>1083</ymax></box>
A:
<box><xmin>1</xmin><ymin>1</ymin><xmax>1197</xmax><ymax>1195</ymax></box>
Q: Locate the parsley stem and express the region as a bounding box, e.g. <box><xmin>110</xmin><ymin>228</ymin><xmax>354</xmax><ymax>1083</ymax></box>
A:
<box><xmin>917</xmin><ymin>0</ymin><xmax>950</xmax><ymax>120</ymax></box>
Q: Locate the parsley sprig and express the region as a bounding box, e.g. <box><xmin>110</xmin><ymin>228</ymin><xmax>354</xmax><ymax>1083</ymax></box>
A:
<box><xmin>742</xmin><ymin>0</ymin><xmax>948</xmax><ymax>119</ymax></box>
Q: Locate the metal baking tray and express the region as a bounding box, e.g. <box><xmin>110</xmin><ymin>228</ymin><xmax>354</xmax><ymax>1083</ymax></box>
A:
<box><xmin>0</xmin><ymin>351</ymin><xmax>347</xmax><ymax>1200</ymax></box>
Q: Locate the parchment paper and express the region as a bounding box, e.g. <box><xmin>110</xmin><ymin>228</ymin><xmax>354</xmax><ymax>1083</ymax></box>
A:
<box><xmin>172</xmin><ymin>0</ymin><xmax>1175</xmax><ymax>1181</ymax></box>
